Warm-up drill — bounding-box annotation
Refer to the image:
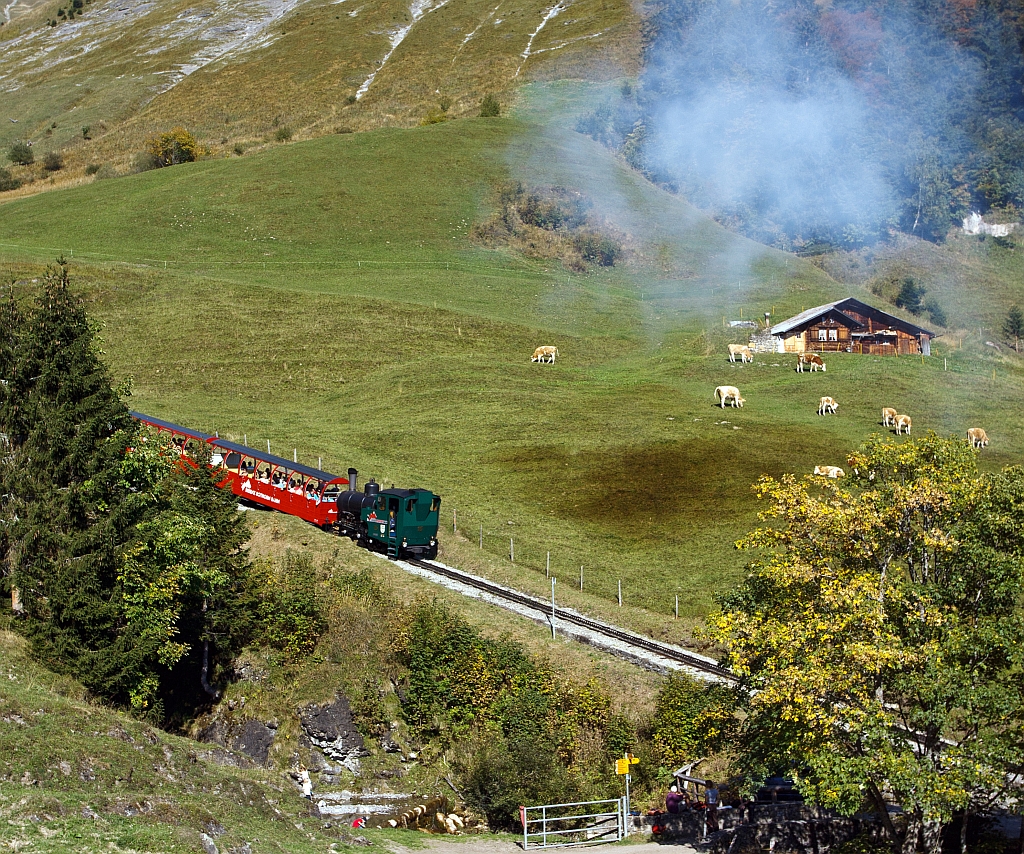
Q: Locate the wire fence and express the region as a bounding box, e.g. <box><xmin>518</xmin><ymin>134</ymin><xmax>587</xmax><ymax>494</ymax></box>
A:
<box><xmin>447</xmin><ymin>506</ymin><xmax>687</xmax><ymax>620</ymax></box>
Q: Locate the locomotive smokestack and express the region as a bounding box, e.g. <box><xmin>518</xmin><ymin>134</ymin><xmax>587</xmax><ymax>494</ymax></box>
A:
<box><xmin>348</xmin><ymin>468</ymin><xmax>358</xmax><ymax>491</ymax></box>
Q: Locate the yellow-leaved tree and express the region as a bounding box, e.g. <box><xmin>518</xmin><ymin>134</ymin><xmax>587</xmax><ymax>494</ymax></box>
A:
<box><xmin>144</xmin><ymin>126</ymin><xmax>201</xmax><ymax>167</ymax></box>
<box><xmin>709</xmin><ymin>434</ymin><xmax>1024</xmax><ymax>854</ymax></box>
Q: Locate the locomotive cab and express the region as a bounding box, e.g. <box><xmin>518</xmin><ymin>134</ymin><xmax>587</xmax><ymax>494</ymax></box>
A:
<box><xmin>342</xmin><ymin>484</ymin><xmax>440</xmax><ymax>560</ymax></box>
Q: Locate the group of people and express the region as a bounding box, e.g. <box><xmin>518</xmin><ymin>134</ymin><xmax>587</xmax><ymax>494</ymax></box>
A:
<box><xmin>666</xmin><ymin>781</ymin><xmax>720</xmax><ymax>831</ymax></box>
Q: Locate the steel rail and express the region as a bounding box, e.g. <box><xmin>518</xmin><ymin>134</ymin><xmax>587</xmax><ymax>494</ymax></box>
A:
<box><xmin>404</xmin><ymin>558</ymin><xmax>736</xmax><ymax>682</ymax></box>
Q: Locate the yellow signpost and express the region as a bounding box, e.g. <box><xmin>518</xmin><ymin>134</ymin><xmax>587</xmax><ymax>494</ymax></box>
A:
<box><xmin>616</xmin><ymin>754</ymin><xmax>640</xmax><ymax>829</ymax></box>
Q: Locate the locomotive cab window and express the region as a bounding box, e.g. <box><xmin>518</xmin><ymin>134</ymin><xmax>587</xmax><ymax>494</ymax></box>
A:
<box><xmin>430</xmin><ymin>496</ymin><xmax>440</xmax><ymax>513</ymax></box>
<box><xmin>406</xmin><ymin>498</ymin><xmax>416</xmax><ymax>514</ymax></box>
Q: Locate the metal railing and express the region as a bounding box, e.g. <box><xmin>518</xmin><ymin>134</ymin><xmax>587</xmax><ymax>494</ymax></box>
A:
<box><xmin>521</xmin><ymin>798</ymin><xmax>627</xmax><ymax>849</ymax></box>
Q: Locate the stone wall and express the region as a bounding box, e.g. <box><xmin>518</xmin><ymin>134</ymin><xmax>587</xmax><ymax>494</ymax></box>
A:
<box><xmin>648</xmin><ymin>804</ymin><xmax>883</xmax><ymax>854</ymax></box>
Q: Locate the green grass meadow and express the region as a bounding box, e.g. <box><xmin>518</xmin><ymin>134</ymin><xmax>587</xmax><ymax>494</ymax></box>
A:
<box><xmin>2</xmin><ymin>109</ymin><xmax>1023</xmax><ymax>639</ymax></box>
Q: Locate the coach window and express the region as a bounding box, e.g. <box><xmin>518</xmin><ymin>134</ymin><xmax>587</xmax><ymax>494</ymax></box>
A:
<box><xmin>240</xmin><ymin>456</ymin><xmax>256</xmax><ymax>477</ymax></box>
<box><xmin>224</xmin><ymin>452</ymin><xmax>241</xmax><ymax>472</ymax></box>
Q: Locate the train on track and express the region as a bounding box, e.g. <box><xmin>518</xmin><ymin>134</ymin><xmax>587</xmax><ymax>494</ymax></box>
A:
<box><xmin>131</xmin><ymin>412</ymin><xmax>441</xmax><ymax>560</ymax></box>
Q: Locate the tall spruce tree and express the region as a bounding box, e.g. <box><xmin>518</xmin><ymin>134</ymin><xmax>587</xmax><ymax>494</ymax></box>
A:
<box><xmin>0</xmin><ymin>260</ymin><xmax>255</xmax><ymax>721</ymax></box>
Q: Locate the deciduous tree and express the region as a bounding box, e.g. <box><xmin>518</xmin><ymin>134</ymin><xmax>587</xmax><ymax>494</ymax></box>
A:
<box><xmin>709</xmin><ymin>434</ymin><xmax>1024</xmax><ymax>854</ymax></box>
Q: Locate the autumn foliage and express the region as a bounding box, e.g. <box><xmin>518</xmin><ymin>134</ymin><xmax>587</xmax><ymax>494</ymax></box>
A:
<box><xmin>144</xmin><ymin>127</ymin><xmax>201</xmax><ymax>167</ymax></box>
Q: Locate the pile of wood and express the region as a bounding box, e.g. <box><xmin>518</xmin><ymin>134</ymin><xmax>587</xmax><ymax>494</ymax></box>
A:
<box><xmin>387</xmin><ymin>798</ymin><xmax>467</xmax><ymax>834</ymax></box>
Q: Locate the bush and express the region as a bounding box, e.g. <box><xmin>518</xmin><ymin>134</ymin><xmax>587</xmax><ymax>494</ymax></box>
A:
<box><xmin>8</xmin><ymin>141</ymin><xmax>33</xmax><ymax>166</ymax></box>
<box><xmin>42</xmin><ymin>151</ymin><xmax>63</xmax><ymax>172</ymax></box>
<box><xmin>84</xmin><ymin>163</ymin><xmax>101</xmax><ymax>175</ymax></box>
<box><xmin>233</xmin><ymin>143</ymin><xmax>244</xmax><ymax>156</ymax></box>
<box><xmin>143</xmin><ymin>126</ymin><xmax>200</xmax><ymax>167</ymax></box>
<box><xmin>260</xmin><ymin>551</ymin><xmax>327</xmax><ymax>659</ymax></box>
<box><xmin>573</xmin><ymin>230</ymin><xmax>621</xmax><ymax>266</ymax></box>
<box><xmin>924</xmin><ymin>298</ymin><xmax>947</xmax><ymax>327</ymax></box>
<box><xmin>651</xmin><ymin>673</ymin><xmax>738</xmax><ymax>771</ymax></box>
<box><xmin>344</xmin><ymin>95</ymin><xmax>357</xmax><ymax>105</ymax></box>
<box><xmin>479</xmin><ymin>94</ymin><xmax>500</xmax><ymax>117</ymax></box>
<box><xmin>132</xmin><ymin>151</ymin><xmax>160</xmax><ymax>173</ymax></box>
<box><xmin>0</xmin><ymin>167</ymin><xmax>21</xmax><ymax>192</ymax></box>
<box><xmin>274</xmin><ymin>126</ymin><xmax>293</xmax><ymax>142</ymax></box>
<box><xmin>420</xmin><ymin>108</ymin><xmax>449</xmax><ymax>126</ymax></box>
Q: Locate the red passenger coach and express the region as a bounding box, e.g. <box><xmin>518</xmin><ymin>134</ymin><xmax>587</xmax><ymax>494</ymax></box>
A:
<box><xmin>131</xmin><ymin>412</ymin><xmax>350</xmax><ymax>528</ymax></box>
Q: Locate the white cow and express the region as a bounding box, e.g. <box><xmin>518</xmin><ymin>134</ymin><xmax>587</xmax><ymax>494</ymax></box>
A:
<box><xmin>714</xmin><ymin>385</ymin><xmax>745</xmax><ymax>408</ymax></box>
<box><xmin>881</xmin><ymin>407</ymin><xmax>898</xmax><ymax>427</ymax></box>
<box><xmin>817</xmin><ymin>396</ymin><xmax>838</xmax><ymax>415</ymax></box>
<box><xmin>967</xmin><ymin>427</ymin><xmax>989</xmax><ymax>448</ymax></box>
<box><xmin>531</xmin><ymin>346</ymin><xmax>558</xmax><ymax>363</ymax></box>
<box><xmin>728</xmin><ymin>344</ymin><xmax>753</xmax><ymax>364</ymax></box>
<box><xmin>894</xmin><ymin>414</ymin><xmax>912</xmax><ymax>435</ymax></box>
<box><xmin>813</xmin><ymin>465</ymin><xmax>845</xmax><ymax>478</ymax></box>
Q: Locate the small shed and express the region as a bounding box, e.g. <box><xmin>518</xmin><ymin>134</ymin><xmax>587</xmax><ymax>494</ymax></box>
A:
<box><xmin>768</xmin><ymin>298</ymin><xmax>934</xmax><ymax>357</ymax></box>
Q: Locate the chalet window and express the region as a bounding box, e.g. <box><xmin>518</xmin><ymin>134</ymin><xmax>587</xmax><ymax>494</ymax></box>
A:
<box><xmin>829</xmin><ymin>328</ymin><xmax>838</xmax><ymax>341</ymax></box>
<box><xmin>817</xmin><ymin>329</ymin><xmax>828</xmax><ymax>341</ymax></box>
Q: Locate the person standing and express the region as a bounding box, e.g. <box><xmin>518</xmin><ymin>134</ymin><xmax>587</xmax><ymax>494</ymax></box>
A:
<box><xmin>705</xmin><ymin>782</ymin><xmax>719</xmax><ymax>832</ymax></box>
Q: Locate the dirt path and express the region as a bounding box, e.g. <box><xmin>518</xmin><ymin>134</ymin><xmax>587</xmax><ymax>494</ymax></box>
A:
<box><xmin>391</xmin><ymin>837</ymin><xmax>700</xmax><ymax>854</ymax></box>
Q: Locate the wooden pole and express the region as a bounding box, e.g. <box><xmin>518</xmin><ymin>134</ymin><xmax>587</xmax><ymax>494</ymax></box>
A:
<box><xmin>453</xmin><ymin>508</ymin><xmax>457</xmax><ymax>533</ymax></box>
<box><xmin>580</xmin><ymin>566</ymin><xmax>583</xmax><ymax>591</ymax></box>
<box><xmin>267</xmin><ymin>440</ymin><xmax>271</xmax><ymax>454</ymax></box>
<box><xmin>546</xmin><ymin>552</ymin><xmax>550</xmax><ymax>578</ymax></box>
<box><xmin>551</xmin><ymin>577</ymin><xmax>556</xmax><ymax>639</ymax></box>
<box><xmin>675</xmin><ymin>595</ymin><xmax>679</xmax><ymax>619</ymax></box>
<box><xmin>618</xmin><ymin>580</ymin><xmax>622</xmax><ymax>607</ymax></box>
<box><xmin>510</xmin><ymin>538</ymin><xmax>514</xmax><ymax>563</ymax></box>
<box><xmin>480</xmin><ymin>524</ymin><xmax>483</xmax><ymax>549</ymax></box>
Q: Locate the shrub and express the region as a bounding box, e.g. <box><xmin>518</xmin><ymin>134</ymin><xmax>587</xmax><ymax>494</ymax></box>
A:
<box><xmin>42</xmin><ymin>151</ymin><xmax>63</xmax><ymax>172</ymax></box>
<box><xmin>233</xmin><ymin>143</ymin><xmax>244</xmax><ymax>156</ymax></box>
<box><xmin>8</xmin><ymin>141</ymin><xmax>33</xmax><ymax>166</ymax></box>
<box><xmin>81</xmin><ymin>125</ymin><xmax>91</xmax><ymax>139</ymax></box>
<box><xmin>0</xmin><ymin>167</ymin><xmax>21</xmax><ymax>192</ymax></box>
<box><xmin>651</xmin><ymin>673</ymin><xmax>738</xmax><ymax>771</ymax></box>
<box><xmin>439</xmin><ymin>95</ymin><xmax>452</xmax><ymax>112</ymax></box>
<box><xmin>573</xmin><ymin>230</ymin><xmax>621</xmax><ymax>266</ymax></box>
<box><xmin>94</xmin><ymin>164</ymin><xmax>117</xmax><ymax>180</ymax></box>
<box><xmin>143</xmin><ymin>126</ymin><xmax>200</xmax><ymax>167</ymax></box>
<box><xmin>260</xmin><ymin>551</ymin><xmax>327</xmax><ymax>659</ymax></box>
<box><xmin>344</xmin><ymin>95</ymin><xmax>357</xmax><ymax>105</ymax></box>
<box><xmin>274</xmin><ymin>126</ymin><xmax>293</xmax><ymax>142</ymax></box>
<box><xmin>84</xmin><ymin>163</ymin><xmax>101</xmax><ymax>175</ymax></box>
<box><xmin>479</xmin><ymin>94</ymin><xmax>500</xmax><ymax>117</ymax></box>
<box><xmin>132</xmin><ymin>151</ymin><xmax>160</xmax><ymax>173</ymax></box>
<box><xmin>924</xmin><ymin>298</ymin><xmax>947</xmax><ymax>327</ymax></box>
<box><xmin>420</xmin><ymin>108</ymin><xmax>448</xmax><ymax>126</ymax></box>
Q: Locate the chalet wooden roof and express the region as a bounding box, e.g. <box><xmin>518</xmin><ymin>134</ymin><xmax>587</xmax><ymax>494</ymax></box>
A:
<box><xmin>769</xmin><ymin>298</ymin><xmax>935</xmax><ymax>338</ymax></box>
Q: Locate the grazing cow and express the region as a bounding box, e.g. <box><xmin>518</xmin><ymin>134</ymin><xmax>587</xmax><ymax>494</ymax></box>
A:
<box><xmin>714</xmin><ymin>385</ymin><xmax>745</xmax><ymax>408</ymax></box>
<box><xmin>813</xmin><ymin>465</ymin><xmax>845</xmax><ymax>478</ymax></box>
<box><xmin>967</xmin><ymin>427</ymin><xmax>989</xmax><ymax>448</ymax></box>
<box><xmin>797</xmin><ymin>353</ymin><xmax>826</xmax><ymax>373</ymax></box>
<box><xmin>881</xmin><ymin>407</ymin><xmax>898</xmax><ymax>427</ymax></box>
<box><xmin>728</xmin><ymin>344</ymin><xmax>753</xmax><ymax>363</ymax></box>
<box><xmin>817</xmin><ymin>396</ymin><xmax>838</xmax><ymax>415</ymax></box>
<box><xmin>531</xmin><ymin>345</ymin><xmax>558</xmax><ymax>363</ymax></box>
<box><xmin>894</xmin><ymin>414</ymin><xmax>912</xmax><ymax>435</ymax></box>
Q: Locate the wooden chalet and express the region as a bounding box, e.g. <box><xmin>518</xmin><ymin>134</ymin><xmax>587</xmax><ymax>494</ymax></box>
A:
<box><xmin>768</xmin><ymin>298</ymin><xmax>934</xmax><ymax>357</ymax></box>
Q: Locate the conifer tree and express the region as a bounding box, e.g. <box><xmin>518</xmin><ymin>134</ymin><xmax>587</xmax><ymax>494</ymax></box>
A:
<box><xmin>0</xmin><ymin>259</ymin><xmax>139</xmax><ymax>698</ymax></box>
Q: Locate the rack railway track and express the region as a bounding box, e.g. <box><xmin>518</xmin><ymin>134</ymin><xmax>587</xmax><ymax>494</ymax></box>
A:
<box><xmin>399</xmin><ymin>557</ymin><xmax>737</xmax><ymax>683</ymax></box>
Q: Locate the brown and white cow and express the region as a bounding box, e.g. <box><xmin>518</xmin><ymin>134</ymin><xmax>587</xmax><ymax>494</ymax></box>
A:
<box><xmin>813</xmin><ymin>465</ymin><xmax>845</xmax><ymax>478</ymax></box>
<box><xmin>817</xmin><ymin>396</ymin><xmax>838</xmax><ymax>415</ymax></box>
<box><xmin>797</xmin><ymin>353</ymin><xmax>826</xmax><ymax>372</ymax></box>
<box><xmin>714</xmin><ymin>385</ymin><xmax>745</xmax><ymax>408</ymax></box>
<box><xmin>894</xmin><ymin>414</ymin><xmax>912</xmax><ymax>435</ymax></box>
<box><xmin>531</xmin><ymin>346</ymin><xmax>558</xmax><ymax>363</ymax></box>
<box><xmin>881</xmin><ymin>407</ymin><xmax>898</xmax><ymax>427</ymax></box>
<box><xmin>967</xmin><ymin>427</ymin><xmax>989</xmax><ymax>448</ymax></box>
<box><xmin>728</xmin><ymin>344</ymin><xmax>753</xmax><ymax>363</ymax></box>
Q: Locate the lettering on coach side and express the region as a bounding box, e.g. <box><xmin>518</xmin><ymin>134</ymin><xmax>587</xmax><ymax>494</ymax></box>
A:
<box><xmin>240</xmin><ymin>479</ymin><xmax>281</xmax><ymax>505</ymax></box>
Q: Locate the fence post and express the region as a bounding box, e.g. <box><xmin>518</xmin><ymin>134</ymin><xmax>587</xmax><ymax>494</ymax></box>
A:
<box><xmin>675</xmin><ymin>595</ymin><xmax>679</xmax><ymax>619</ymax></box>
<box><xmin>267</xmin><ymin>440</ymin><xmax>271</xmax><ymax>454</ymax></box>
<box><xmin>618</xmin><ymin>579</ymin><xmax>622</xmax><ymax>606</ymax></box>
<box><xmin>294</xmin><ymin>448</ymin><xmax>297</xmax><ymax>463</ymax></box>
<box><xmin>243</xmin><ymin>433</ymin><xmax>247</xmax><ymax>446</ymax></box>
<box><xmin>453</xmin><ymin>508</ymin><xmax>457</xmax><ymax>533</ymax></box>
<box><xmin>551</xmin><ymin>577</ymin><xmax>556</xmax><ymax>639</ymax></box>
<box><xmin>480</xmin><ymin>524</ymin><xmax>483</xmax><ymax>549</ymax></box>
<box><xmin>580</xmin><ymin>565</ymin><xmax>583</xmax><ymax>591</ymax></box>
<box><xmin>510</xmin><ymin>537</ymin><xmax>514</xmax><ymax>563</ymax></box>
<box><xmin>546</xmin><ymin>552</ymin><xmax>550</xmax><ymax>578</ymax></box>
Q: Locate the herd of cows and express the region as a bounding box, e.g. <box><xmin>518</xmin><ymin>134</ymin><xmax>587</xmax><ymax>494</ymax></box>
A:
<box><xmin>529</xmin><ymin>343</ymin><xmax>991</xmax><ymax>478</ymax></box>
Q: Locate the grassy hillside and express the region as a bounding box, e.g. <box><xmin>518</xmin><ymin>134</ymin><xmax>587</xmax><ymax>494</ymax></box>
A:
<box><xmin>0</xmin><ymin>0</ymin><xmax>639</xmax><ymax>184</ymax></box>
<box><xmin>3</xmin><ymin>113</ymin><xmax>1023</xmax><ymax>638</ymax></box>
<box><xmin>0</xmin><ymin>627</ymin><xmax>357</xmax><ymax>853</ymax></box>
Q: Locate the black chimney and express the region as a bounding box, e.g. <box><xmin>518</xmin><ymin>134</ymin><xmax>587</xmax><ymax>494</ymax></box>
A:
<box><xmin>348</xmin><ymin>468</ymin><xmax>358</xmax><ymax>491</ymax></box>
